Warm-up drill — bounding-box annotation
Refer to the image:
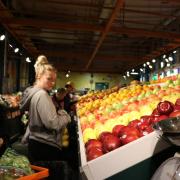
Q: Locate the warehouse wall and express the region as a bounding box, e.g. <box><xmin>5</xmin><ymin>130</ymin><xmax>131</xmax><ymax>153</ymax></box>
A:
<box><xmin>56</xmin><ymin>72</ymin><xmax>133</xmax><ymax>90</ymax></box>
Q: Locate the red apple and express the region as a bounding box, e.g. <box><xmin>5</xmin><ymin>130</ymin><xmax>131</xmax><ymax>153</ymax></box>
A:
<box><xmin>140</xmin><ymin>115</ymin><xmax>153</xmax><ymax>125</ymax></box>
<box><xmin>102</xmin><ymin>135</ymin><xmax>121</xmax><ymax>153</ymax></box>
<box><xmin>128</xmin><ymin>119</ymin><xmax>140</xmax><ymax>128</ymax></box>
<box><xmin>85</xmin><ymin>139</ymin><xmax>103</xmax><ymax>153</ymax></box>
<box><xmin>175</xmin><ymin>98</ymin><xmax>180</xmax><ymax>106</ymax></box>
<box><xmin>169</xmin><ymin>110</ymin><xmax>180</xmax><ymax>118</ymax></box>
<box><xmin>151</xmin><ymin>108</ymin><xmax>161</xmax><ymax>116</ymax></box>
<box><xmin>139</xmin><ymin>126</ymin><xmax>154</xmax><ymax>137</ymax></box>
<box><xmin>121</xmin><ymin>134</ymin><xmax>139</xmax><ymax>145</ymax></box>
<box><xmin>138</xmin><ymin>122</ymin><xmax>149</xmax><ymax>131</ymax></box>
<box><xmin>98</xmin><ymin>132</ymin><xmax>113</xmax><ymax>142</ymax></box>
<box><xmin>174</xmin><ymin>105</ymin><xmax>180</xmax><ymax>111</ymax></box>
<box><xmin>112</xmin><ymin>124</ymin><xmax>125</xmax><ymax>137</ymax></box>
<box><xmin>119</xmin><ymin>126</ymin><xmax>140</xmax><ymax>137</ymax></box>
<box><xmin>87</xmin><ymin>147</ymin><xmax>103</xmax><ymax>161</ymax></box>
<box><xmin>151</xmin><ymin>115</ymin><xmax>169</xmax><ymax>123</ymax></box>
<box><xmin>157</xmin><ymin>101</ymin><xmax>174</xmax><ymax>115</ymax></box>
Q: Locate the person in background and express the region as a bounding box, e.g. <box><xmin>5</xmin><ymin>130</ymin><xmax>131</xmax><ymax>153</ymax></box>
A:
<box><xmin>52</xmin><ymin>88</ymin><xmax>67</xmax><ymax>111</ymax></box>
<box><xmin>20</xmin><ymin>55</ymin><xmax>71</xmax><ymax>162</ymax></box>
<box><xmin>64</xmin><ymin>81</ymin><xmax>75</xmax><ymax>114</ymax></box>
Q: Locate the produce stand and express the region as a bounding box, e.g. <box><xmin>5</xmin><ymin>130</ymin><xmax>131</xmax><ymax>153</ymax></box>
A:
<box><xmin>0</xmin><ymin>105</ymin><xmax>22</xmax><ymax>142</ymax></box>
<box><xmin>78</xmin><ymin>120</ymin><xmax>171</xmax><ymax>180</ymax></box>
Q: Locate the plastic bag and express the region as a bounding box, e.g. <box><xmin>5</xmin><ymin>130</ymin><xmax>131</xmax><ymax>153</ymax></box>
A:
<box><xmin>0</xmin><ymin>148</ymin><xmax>33</xmax><ymax>175</ymax></box>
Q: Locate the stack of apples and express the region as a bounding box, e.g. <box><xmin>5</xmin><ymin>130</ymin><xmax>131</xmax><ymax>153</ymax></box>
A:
<box><xmin>85</xmin><ymin>99</ymin><xmax>180</xmax><ymax>161</ymax></box>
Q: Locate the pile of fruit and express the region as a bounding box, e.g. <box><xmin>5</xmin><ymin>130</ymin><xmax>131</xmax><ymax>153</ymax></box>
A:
<box><xmin>76</xmin><ymin>75</ymin><xmax>180</xmax><ymax>161</ymax></box>
<box><xmin>0</xmin><ymin>93</ymin><xmax>21</xmax><ymax>108</ymax></box>
<box><xmin>85</xmin><ymin>99</ymin><xmax>180</xmax><ymax>161</ymax></box>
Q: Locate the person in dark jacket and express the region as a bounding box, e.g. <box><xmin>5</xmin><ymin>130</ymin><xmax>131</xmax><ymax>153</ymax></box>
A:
<box><xmin>52</xmin><ymin>88</ymin><xmax>67</xmax><ymax>111</ymax></box>
<box><xmin>64</xmin><ymin>82</ymin><xmax>75</xmax><ymax>114</ymax></box>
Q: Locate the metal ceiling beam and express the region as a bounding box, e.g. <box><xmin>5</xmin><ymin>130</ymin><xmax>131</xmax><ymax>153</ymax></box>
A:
<box><xmin>124</xmin><ymin>8</ymin><xmax>180</xmax><ymax>19</ymax></box>
<box><xmin>0</xmin><ymin>1</ymin><xmax>38</xmax><ymax>56</ymax></box>
<box><xmin>42</xmin><ymin>51</ymin><xmax>141</xmax><ymax>62</ymax></box>
<box><xmin>85</xmin><ymin>0</ymin><xmax>125</xmax><ymax>69</ymax></box>
<box><xmin>112</xmin><ymin>26</ymin><xmax>180</xmax><ymax>41</ymax></box>
<box><xmin>1</xmin><ymin>17</ymin><xmax>180</xmax><ymax>40</ymax></box>
<box><xmin>0</xmin><ymin>17</ymin><xmax>103</xmax><ymax>32</ymax></box>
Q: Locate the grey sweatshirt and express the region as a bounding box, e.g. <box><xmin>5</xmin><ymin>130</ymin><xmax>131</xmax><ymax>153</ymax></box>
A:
<box><xmin>20</xmin><ymin>86</ymin><xmax>71</xmax><ymax>149</ymax></box>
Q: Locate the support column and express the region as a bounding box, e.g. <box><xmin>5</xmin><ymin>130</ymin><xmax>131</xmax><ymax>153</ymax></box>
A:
<box><xmin>0</xmin><ymin>42</ymin><xmax>4</xmax><ymax>93</ymax></box>
<box><xmin>28</xmin><ymin>59</ymin><xmax>35</xmax><ymax>85</ymax></box>
<box><xmin>16</xmin><ymin>57</ymin><xmax>20</xmax><ymax>92</ymax></box>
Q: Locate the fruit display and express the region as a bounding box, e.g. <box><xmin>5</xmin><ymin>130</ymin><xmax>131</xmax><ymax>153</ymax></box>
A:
<box><xmin>150</xmin><ymin>74</ymin><xmax>179</xmax><ymax>84</ymax></box>
<box><xmin>76</xmin><ymin>75</ymin><xmax>180</xmax><ymax>161</ymax></box>
<box><xmin>0</xmin><ymin>93</ymin><xmax>21</xmax><ymax>108</ymax></box>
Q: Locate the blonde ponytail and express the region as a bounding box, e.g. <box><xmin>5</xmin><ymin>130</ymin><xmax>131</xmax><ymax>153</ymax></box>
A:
<box><xmin>34</xmin><ymin>55</ymin><xmax>56</xmax><ymax>79</ymax></box>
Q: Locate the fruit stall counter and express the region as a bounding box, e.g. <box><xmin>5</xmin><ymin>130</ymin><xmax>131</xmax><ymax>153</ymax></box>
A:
<box><xmin>78</xmin><ymin>120</ymin><xmax>171</xmax><ymax>180</ymax></box>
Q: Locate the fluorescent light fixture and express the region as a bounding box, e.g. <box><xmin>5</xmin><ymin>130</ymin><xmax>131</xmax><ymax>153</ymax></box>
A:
<box><xmin>173</xmin><ymin>50</ymin><xmax>177</xmax><ymax>54</ymax></box>
<box><xmin>152</xmin><ymin>59</ymin><xmax>156</xmax><ymax>63</ymax></box>
<box><xmin>146</xmin><ymin>61</ymin><xmax>150</xmax><ymax>65</ymax></box>
<box><xmin>14</xmin><ymin>48</ymin><xmax>19</xmax><ymax>53</ymax></box>
<box><xmin>130</xmin><ymin>72</ymin><xmax>139</xmax><ymax>75</ymax></box>
<box><xmin>163</xmin><ymin>54</ymin><xmax>166</xmax><ymax>59</ymax></box>
<box><xmin>167</xmin><ymin>63</ymin><xmax>170</xmax><ymax>67</ymax></box>
<box><xmin>26</xmin><ymin>57</ymin><xmax>31</xmax><ymax>63</ymax></box>
<box><xmin>0</xmin><ymin>34</ymin><xmax>5</xmax><ymax>41</ymax></box>
<box><xmin>165</xmin><ymin>58</ymin><xmax>169</xmax><ymax>62</ymax></box>
<box><xmin>168</xmin><ymin>56</ymin><xmax>173</xmax><ymax>61</ymax></box>
<box><xmin>161</xmin><ymin>62</ymin><xmax>164</xmax><ymax>68</ymax></box>
<box><xmin>143</xmin><ymin>63</ymin><xmax>146</xmax><ymax>67</ymax></box>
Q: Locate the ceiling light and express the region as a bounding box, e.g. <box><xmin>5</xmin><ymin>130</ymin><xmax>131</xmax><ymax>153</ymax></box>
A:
<box><xmin>123</xmin><ymin>75</ymin><xmax>126</xmax><ymax>79</ymax></box>
<box><xmin>65</xmin><ymin>73</ymin><xmax>69</xmax><ymax>78</ymax></box>
<box><xmin>130</xmin><ymin>72</ymin><xmax>139</xmax><ymax>75</ymax></box>
<box><xmin>163</xmin><ymin>54</ymin><xmax>166</xmax><ymax>59</ymax></box>
<box><xmin>149</xmin><ymin>65</ymin><xmax>153</xmax><ymax>69</ymax></box>
<box><xmin>14</xmin><ymin>48</ymin><xmax>19</xmax><ymax>53</ymax></box>
<box><xmin>140</xmin><ymin>68</ymin><xmax>144</xmax><ymax>72</ymax></box>
<box><xmin>143</xmin><ymin>63</ymin><xmax>146</xmax><ymax>67</ymax></box>
<box><xmin>168</xmin><ymin>56</ymin><xmax>173</xmax><ymax>61</ymax></box>
<box><xmin>146</xmin><ymin>62</ymin><xmax>150</xmax><ymax>65</ymax></box>
<box><xmin>173</xmin><ymin>50</ymin><xmax>177</xmax><ymax>54</ymax></box>
<box><xmin>127</xmin><ymin>74</ymin><xmax>130</xmax><ymax>77</ymax></box>
<box><xmin>9</xmin><ymin>44</ymin><xmax>13</xmax><ymax>48</ymax></box>
<box><xmin>26</xmin><ymin>57</ymin><xmax>31</xmax><ymax>63</ymax></box>
<box><xmin>165</xmin><ymin>58</ymin><xmax>169</xmax><ymax>62</ymax></box>
<box><xmin>0</xmin><ymin>34</ymin><xmax>5</xmax><ymax>41</ymax></box>
<box><xmin>161</xmin><ymin>62</ymin><xmax>164</xmax><ymax>68</ymax></box>
<box><xmin>132</xmin><ymin>69</ymin><xmax>135</xmax><ymax>72</ymax></box>
<box><xmin>167</xmin><ymin>63</ymin><xmax>170</xmax><ymax>67</ymax></box>
<box><xmin>152</xmin><ymin>59</ymin><xmax>156</xmax><ymax>63</ymax></box>
<box><xmin>68</xmin><ymin>70</ymin><xmax>71</xmax><ymax>73</ymax></box>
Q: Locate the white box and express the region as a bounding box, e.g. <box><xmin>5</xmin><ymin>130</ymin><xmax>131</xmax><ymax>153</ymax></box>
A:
<box><xmin>78</xmin><ymin>121</ymin><xmax>170</xmax><ymax>180</ymax></box>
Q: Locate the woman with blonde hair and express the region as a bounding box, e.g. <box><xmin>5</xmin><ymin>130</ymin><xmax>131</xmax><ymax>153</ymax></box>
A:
<box><xmin>20</xmin><ymin>55</ymin><xmax>71</xmax><ymax>162</ymax></box>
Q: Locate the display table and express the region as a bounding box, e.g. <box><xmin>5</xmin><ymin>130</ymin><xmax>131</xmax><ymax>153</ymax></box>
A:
<box><xmin>78</xmin><ymin>121</ymin><xmax>171</xmax><ymax>180</ymax></box>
